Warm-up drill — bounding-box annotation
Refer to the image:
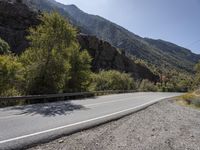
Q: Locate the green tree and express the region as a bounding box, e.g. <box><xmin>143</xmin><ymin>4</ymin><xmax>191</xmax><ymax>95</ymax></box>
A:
<box><xmin>20</xmin><ymin>12</ymin><xmax>77</xmax><ymax>94</ymax></box>
<box><xmin>0</xmin><ymin>55</ymin><xmax>23</xmax><ymax>96</ymax></box>
<box><xmin>0</xmin><ymin>38</ymin><xmax>10</xmax><ymax>55</ymax></box>
<box><xmin>20</xmin><ymin>12</ymin><xmax>92</xmax><ymax>94</ymax></box>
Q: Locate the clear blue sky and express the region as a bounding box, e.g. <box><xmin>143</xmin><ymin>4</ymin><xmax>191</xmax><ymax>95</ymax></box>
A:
<box><xmin>56</xmin><ymin>0</ymin><xmax>200</xmax><ymax>54</ymax></box>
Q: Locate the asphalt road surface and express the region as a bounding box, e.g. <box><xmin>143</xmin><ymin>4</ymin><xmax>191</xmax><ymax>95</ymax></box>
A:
<box><xmin>0</xmin><ymin>92</ymin><xmax>182</xmax><ymax>150</ymax></box>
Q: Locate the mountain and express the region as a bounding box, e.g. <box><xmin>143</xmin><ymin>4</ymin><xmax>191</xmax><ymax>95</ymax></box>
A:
<box><xmin>143</xmin><ymin>38</ymin><xmax>200</xmax><ymax>71</ymax></box>
<box><xmin>24</xmin><ymin>0</ymin><xmax>200</xmax><ymax>73</ymax></box>
<box><xmin>0</xmin><ymin>0</ymin><xmax>158</xmax><ymax>81</ymax></box>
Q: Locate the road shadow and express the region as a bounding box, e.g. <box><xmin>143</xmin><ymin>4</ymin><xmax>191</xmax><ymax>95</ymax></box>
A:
<box><xmin>9</xmin><ymin>101</ymin><xmax>86</xmax><ymax>117</ymax></box>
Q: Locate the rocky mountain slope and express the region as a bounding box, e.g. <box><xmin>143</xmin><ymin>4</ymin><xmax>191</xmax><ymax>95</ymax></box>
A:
<box><xmin>0</xmin><ymin>0</ymin><xmax>158</xmax><ymax>81</ymax></box>
<box><xmin>78</xmin><ymin>34</ymin><xmax>158</xmax><ymax>81</ymax></box>
<box><xmin>0</xmin><ymin>0</ymin><xmax>39</xmax><ymax>53</ymax></box>
<box><xmin>24</xmin><ymin>0</ymin><xmax>200</xmax><ymax>73</ymax></box>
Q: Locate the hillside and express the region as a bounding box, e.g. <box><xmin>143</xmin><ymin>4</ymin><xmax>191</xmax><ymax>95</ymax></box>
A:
<box><xmin>0</xmin><ymin>0</ymin><xmax>39</xmax><ymax>53</ymax></box>
<box><xmin>78</xmin><ymin>34</ymin><xmax>158</xmax><ymax>81</ymax></box>
<box><xmin>24</xmin><ymin>0</ymin><xmax>200</xmax><ymax>73</ymax></box>
<box><xmin>0</xmin><ymin>0</ymin><xmax>158</xmax><ymax>81</ymax></box>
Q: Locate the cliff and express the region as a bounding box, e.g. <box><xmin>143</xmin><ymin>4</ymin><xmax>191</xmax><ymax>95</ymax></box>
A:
<box><xmin>78</xmin><ymin>35</ymin><xmax>158</xmax><ymax>81</ymax></box>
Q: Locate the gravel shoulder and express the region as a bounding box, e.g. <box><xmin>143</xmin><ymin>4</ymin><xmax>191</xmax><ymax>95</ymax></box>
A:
<box><xmin>29</xmin><ymin>98</ymin><xmax>200</xmax><ymax>150</ymax></box>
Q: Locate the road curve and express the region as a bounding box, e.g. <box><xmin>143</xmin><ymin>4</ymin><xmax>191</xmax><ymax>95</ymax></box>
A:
<box><xmin>0</xmin><ymin>92</ymin><xmax>182</xmax><ymax>150</ymax></box>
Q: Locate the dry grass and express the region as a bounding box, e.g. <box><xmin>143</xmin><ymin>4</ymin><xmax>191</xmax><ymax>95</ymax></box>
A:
<box><xmin>177</xmin><ymin>90</ymin><xmax>200</xmax><ymax>109</ymax></box>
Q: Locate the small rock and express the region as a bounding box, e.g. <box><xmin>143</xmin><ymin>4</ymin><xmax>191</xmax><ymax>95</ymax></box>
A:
<box><xmin>58</xmin><ymin>140</ymin><xmax>64</xmax><ymax>143</ymax></box>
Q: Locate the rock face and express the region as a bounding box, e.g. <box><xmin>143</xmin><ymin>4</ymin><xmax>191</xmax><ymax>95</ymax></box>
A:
<box><xmin>78</xmin><ymin>35</ymin><xmax>159</xmax><ymax>81</ymax></box>
<box><xmin>0</xmin><ymin>0</ymin><xmax>158</xmax><ymax>81</ymax></box>
<box><xmin>0</xmin><ymin>0</ymin><xmax>39</xmax><ymax>53</ymax></box>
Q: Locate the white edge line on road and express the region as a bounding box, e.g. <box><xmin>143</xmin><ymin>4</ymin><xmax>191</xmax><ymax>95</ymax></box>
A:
<box><xmin>0</xmin><ymin>97</ymin><xmax>167</xmax><ymax>145</ymax></box>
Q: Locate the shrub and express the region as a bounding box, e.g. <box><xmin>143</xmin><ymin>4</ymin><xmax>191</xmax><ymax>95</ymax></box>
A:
<box><xmin>90</xmin><ymin>70</ymin><xmax>135</xmax><ymax>91</ymax></box>
<box><xmin>139</xmin><ymin>79</ymin><xmax>158</xmax><ymax>92</ymax></box>
<box><xmin>0</xmin><ymin>55</ymin><xmax>23</xmax><ymax>96</ymax></box>
<box><xmin>0</xmin><ymin>38</ymin><xmax>10</xmax><ymax>55</ymax></box>
<box><xmin>193</xmin><ymin>62</ymin><xmax>200</xmax><ymax>89</ymax></box>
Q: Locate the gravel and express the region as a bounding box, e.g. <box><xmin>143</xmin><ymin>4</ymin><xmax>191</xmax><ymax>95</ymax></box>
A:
<box><xmin>28</xmin><ymin>99</ymin><xmax>200</xmax><ymax>150</ymax></box>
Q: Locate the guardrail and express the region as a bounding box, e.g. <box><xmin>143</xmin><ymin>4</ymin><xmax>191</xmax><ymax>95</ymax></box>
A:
<box><xmin>0</xmin><ymin>90</ymin><xmax>137</xmax><ymax>101</ymax></box>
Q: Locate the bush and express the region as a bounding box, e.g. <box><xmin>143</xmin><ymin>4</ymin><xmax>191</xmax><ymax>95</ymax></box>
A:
<box><xmin>0</xmin><ymin>55</ymin><xmax>23</xmax><ymax>96</ymax></box>
<box><xmin>90</xmin><ymin>70</ymin><xmax>135</xmax><ymax>91</ymax></box>
<box><xmin>139</xmin><ymin>79</ymin><xmax>158</xmax><ymax>92</ymax></box>
<box><xmin>193</xmin><ymin>62</ymin><xmax>200</xmax><ymax>89</ymax></box>
<box><xmin>0</xmin><ymin>38</ymin><xmax>10</xmax><ymax>55</ymax></box>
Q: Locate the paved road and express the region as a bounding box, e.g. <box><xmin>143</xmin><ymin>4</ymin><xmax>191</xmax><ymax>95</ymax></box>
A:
<box><xmin>0</xmin><ymin>92</ymin><xmax>182</xmax><ymax>150</ymax></box>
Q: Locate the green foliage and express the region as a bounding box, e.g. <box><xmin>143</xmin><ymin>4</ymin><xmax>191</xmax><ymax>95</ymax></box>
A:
<box><xmin>20</xmin><ymin>12</ymin><xmax>75</xmax><ymax>94</ymax></box>
<box><xmin>0</xmin><ymin>55</ymin><xmax>23</xmax><ymax>96</ymax></box>
<box><xmin>66</xmin><ymin>46</ymin><xmax>92</xmax><ymax>92</ymax></box>
<box><xmin>195</xmin><ymin>62</ymin><xmax>200</xmax><ymax>74</ymax></box>
<box><xmin>163</xmin><ymin>73</ymin><xmax>192</xmax><ymax>92</ymax></box>
<box><xmin>132</xmin><ymin>54</ymin><xmax>193</xmax><ymax>92</ymax></box>
<box><xmin>193</xmin><ymin>62</ymin><xmax>200</xmax><ymax>89</ymax></box>
<box><xmin>27</xmin><ymin>12</ymin><xmax>77</xmax><ymax>51</ymax></box>
<box><xmin>90</xmin><ymin>70</ymin><xmax>135</xmax><ymax>91</ymax></box>
<box><xmin>0</xmin><ymin>38</ymin><xmax>10</xmax><ymax>55</ymax></box>
<box><xmin>20</xmin><ymin>12</ymin><xmax>92</xmax><ymax>95</ymax></box>
<box><xmin>20</xmin><ymin>50</ymin><xmax>71</xmax><ymax>94</ymax></box>
<box><xmin>139</xmin><ymin>79</ymin><xmax>157</xmax><ymax>92</ymax></box>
